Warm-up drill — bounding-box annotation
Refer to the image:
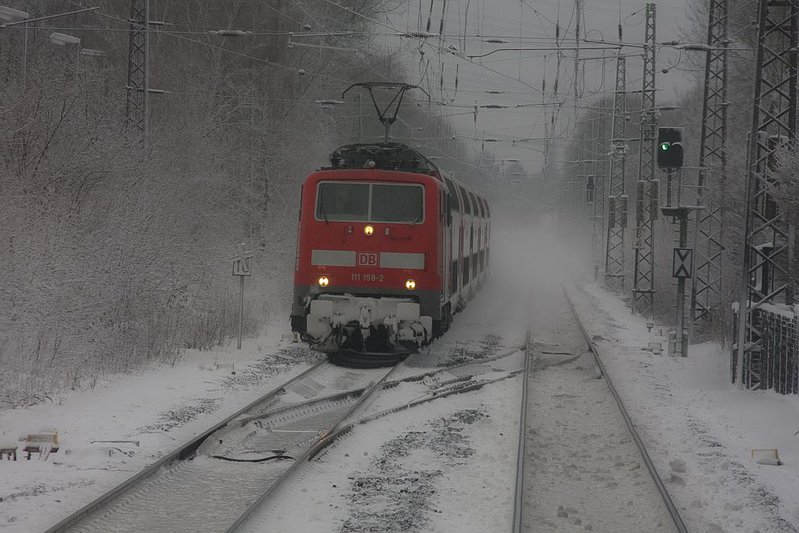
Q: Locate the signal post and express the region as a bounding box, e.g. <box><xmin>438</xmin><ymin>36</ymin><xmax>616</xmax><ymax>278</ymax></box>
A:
<box><xmin>658</xmin><ymin>127</ymin><xmax>696</xmax><ymax>357</ymax></box>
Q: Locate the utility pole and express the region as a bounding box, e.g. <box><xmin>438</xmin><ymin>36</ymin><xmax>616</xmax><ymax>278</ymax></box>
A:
<box><xmin>572</xmin><ymin>0</ymin><xmax>584</xmax><ymax>252</ymax></box>
<box><xmin>604</xmin><ymin>53</ymin><xmax>628</xmax><ymax>293</ymax></box>
<box><xmin>632</xmin><ymin>3</ymin><xmax>657</xmax><ymax>319</ymax></box>
<box><xmin>126</xmin><ymin>0</ymin><xmax>150</xmax><ymax>147</ymax></box>
<box><xmin>735</xmin><ymin>0</ymin><xmax>798</xmax><ymax>389</ymax></box>
<box><xmin>662</xmin><ymin>164</ymin><xmax>692</xmax><ymax>358</ymax></box>
<box><xmin>590</xmin><ymin>111</ymin><xmax>605</xmax><ymax>281</ymax></box>
<box><xmin>690</xmin><ymin>0</ymin><xmax>729</xmax><ymax>336</ymax></box>
<box><xmin>574</xmin><ymin>0</ymin><xmax>581</xmax><ymax>119</ymax></box>
<box><xmin>574</xmin><ymin>143</ymin><xmax>583</xmax><ymax>243</ymax></box>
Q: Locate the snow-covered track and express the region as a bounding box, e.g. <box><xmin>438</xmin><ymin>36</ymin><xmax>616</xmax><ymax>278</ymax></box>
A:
<box><xmin>45</xmin><ymin>342</ymin><xmax>529</xmax><ymax>532</ymax></box>
<box><xmin>224</xmin><ymin>360</ymin><xmax>405</xmax><ymax>532</ymax></box>
<box><xmin>511</xmin><ymin>333</ymin><xmax>532</xmax><ymax>533</ymax></box>
<box><xmin>563</xmin><ymin>285</ymin><xmax>689</xmax><ymax>533</ymax></box>
<box><xmin>44</xmin><ymin>358</ymin><xmax>399</xmax><ymax>533</ymax></box>
<box><xmin>227</xmin><ymin>346</ymin><xmax>527</xmax><ymax>531</ymax></box>
<box><xmin>304</xmin><ymin>350</ymin><xmax>528</xmax><ymax>459</ymax></box>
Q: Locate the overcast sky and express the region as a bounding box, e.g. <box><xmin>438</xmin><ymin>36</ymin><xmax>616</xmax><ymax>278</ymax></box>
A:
<box><xmin>380</xmin><ymin>0</ymin><xmax>699</xmax><ymax>177</ymax></box>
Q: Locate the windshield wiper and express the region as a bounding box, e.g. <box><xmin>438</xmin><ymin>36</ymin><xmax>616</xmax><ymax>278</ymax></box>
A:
<box><xmin>319</xmin><ymin>190</ymin><xmax>329</xmax><ymax>225</ymax></box>
<box><xmin>397</xmin><ymin>192</ymin><xmax>421</xmax><ymax>224</ymax></box>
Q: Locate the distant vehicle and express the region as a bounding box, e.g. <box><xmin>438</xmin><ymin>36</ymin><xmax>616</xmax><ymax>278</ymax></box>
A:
<box><xmin>290</xmin><ymin>143</ymin><xmax>490</xmax><ymax>365</ymax></box>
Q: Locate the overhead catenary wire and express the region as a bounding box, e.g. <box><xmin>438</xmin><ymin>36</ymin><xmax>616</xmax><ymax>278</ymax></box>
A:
<box><xmin>56</xmin><ymin>0</ymin><xmax>670</xmax><ymax>173</ymax></box>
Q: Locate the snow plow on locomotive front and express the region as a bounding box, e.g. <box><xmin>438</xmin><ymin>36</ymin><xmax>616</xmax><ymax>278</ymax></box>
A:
<box><xmin>290</xmin><ymin>143</ymin><xmax>490</xmax><ymax>367</ymax></box>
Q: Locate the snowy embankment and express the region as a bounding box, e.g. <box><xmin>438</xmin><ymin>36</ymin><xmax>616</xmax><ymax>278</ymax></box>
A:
<box><xmin>0</xmin><ymin>326</ymin><xmax>316</xmax><ymax>533</ymax></box>
<box><xmin>569</xmin><ymin>282</ymin><xmax>799</xmax><ymax>533</ymax></box>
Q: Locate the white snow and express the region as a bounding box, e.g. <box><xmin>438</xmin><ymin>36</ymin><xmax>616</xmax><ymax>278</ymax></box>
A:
<box><xmin>3</xmin><ymin>225</ymin><xmax>799</xmax><ymax>533</ymax></box>
<box><xmin>570</xmin><ymin>282</ymin><xmax>799</xmax><ymax>532</ymax></box>
<box><xmin>0</xmin><ymin>326</ymin><xmax>315</xmax><ymax>532</ymax></box>
<box><xmin>245</xmin><ymin>377</ymin><xmax>520</xmax><ymax>533</ymax></box>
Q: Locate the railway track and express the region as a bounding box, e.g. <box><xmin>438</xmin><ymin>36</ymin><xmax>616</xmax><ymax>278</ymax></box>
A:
<box><xmin>511</xmin><ymin>331</ymin><xmax>532</xmax><ymax>533</ymax></box>
<box><xmin>46</xmin><ymin>344</ymin><xmax>526</xmax><ymax>533</ymax></box>
<box><xmin>45</xmin><ymin>358</ymin><xmax>396</xmax><ymax>533</ymax></box>
<box><xmin>561</xmin><ymin>284</ymin><xmax>689</xmax><ymax>533</ymax></box>
<box><xmin>47</xmin><ymin>283</ymin><xmax>687</xmax><ymax>533</ymax></box>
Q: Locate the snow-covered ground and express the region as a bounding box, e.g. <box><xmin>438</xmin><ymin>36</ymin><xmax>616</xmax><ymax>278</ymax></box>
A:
<box><xmin>3</xmin><ymin>226</ymin><xmax>799</xmax><ymax>533</ymax></box>
<box><xmin>524</xmin><ymin>282</ymin><xmax>676</xmax><ymax>532</ymax></box>
<box><xmin>0</xmin><ymin>328</ymin><xmax>319</xmax><ymax>532</ymax></box>
<box><xmin>569</xmin><ymin>283</ymin><xmax>799</xmax><ymax>532</ymax></box>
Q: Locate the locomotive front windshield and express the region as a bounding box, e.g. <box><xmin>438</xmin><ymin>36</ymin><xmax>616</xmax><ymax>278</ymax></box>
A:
<box><xmin>316</xmin><ymin>182</ymin><xmax>424</xmax><ymax>223</ymax></box>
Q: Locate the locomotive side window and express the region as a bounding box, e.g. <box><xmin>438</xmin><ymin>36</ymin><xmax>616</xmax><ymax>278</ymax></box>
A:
<box><xmin>371</xmin><ymin>184</ymin><xmax>424</xmax><ymax>223</ymax></box>
<box><xmin>316</xmin><ymin>182</ymin><xmax>369</xmax><ymax>221</ymax></box>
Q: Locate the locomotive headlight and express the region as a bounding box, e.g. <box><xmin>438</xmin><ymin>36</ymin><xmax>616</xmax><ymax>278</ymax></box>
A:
<box><xmin>405</xmin><ymin>279</ymin><xmax>416</xmax><ymax>290</ymax></box>
<box><xmin>364</xmin><ymin>225</ymin><xmax>374</xmax><ymax>236</ymax></box>
<box><xmin>318</xmin><ymin>276</ymin><xmax>330</xmax><ymax>287</ymax></box>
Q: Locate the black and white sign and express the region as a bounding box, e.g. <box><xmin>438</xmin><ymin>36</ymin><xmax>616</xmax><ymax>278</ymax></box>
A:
<box><xmin>672</xmin><ymin>248</ymin><xmax>693</xmax><ymax>278</ymax></box>
<box><xmin>230</xmin><ymin>245</ymin><xmax>254</xmax><ymax>277</ymax></box>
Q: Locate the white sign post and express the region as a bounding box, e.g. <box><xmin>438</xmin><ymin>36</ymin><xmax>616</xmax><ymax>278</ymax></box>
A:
<box><xmin>229</xmin><ymin>243</ymin><xmax>253</xmax><ymax>350</ymax></box>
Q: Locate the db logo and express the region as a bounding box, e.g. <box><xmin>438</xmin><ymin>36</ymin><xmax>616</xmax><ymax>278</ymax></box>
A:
<box><xmin>357</xmin><ymin>252</ymin><xmax>378</xmax><ymax>267</ymax></box>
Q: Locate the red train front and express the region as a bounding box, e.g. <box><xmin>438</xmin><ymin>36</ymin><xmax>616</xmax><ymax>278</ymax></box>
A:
<box><xmin>291</xmin><ymin>143</ymin><xmax>490</xmax><ymax>362</ymax></box>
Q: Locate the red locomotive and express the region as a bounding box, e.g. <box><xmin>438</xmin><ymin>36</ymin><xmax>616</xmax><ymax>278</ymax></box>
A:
<box><xmin>291</xmin><ymin>143</ymin><xmax>490</xmax><ymax>364</ymax></box>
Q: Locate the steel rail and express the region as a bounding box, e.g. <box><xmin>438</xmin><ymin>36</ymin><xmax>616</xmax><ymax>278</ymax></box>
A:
<box><xmin>44</xmin><ymin>359</ymin><xmax>328</xmax><ymax>533</ymax></box>
<box><xmin>562</xmin><ymin>284</ymin><xmax>689</xmax><ymax>533</ymax></box>
<box><xmin>237</xmin><ymin>344</ymin><xmax>525</xmax><ymax>429</ymax></box>
<box><xmin>225</xmin><ymin>359</ymin><xmax>406</xmax><ymax>532</ymax></box>
<box><xmin>306</xmin><ymin>367</ymin><xmax>526</xmax><ymax>454</ymax></box>
<box><xmin>225</xmin><ymin>347</ymin><xmax>527</xmax><ymax>531</ymax></box>
<box><xmin>46</xmin><ymin>344</ymin><xmax>526</xmax><ymax>532</ymax></box>
<box><xmin>512</xmin><ymin>331</ymin><xmax>532</xmax><ymax>533</ymax></box>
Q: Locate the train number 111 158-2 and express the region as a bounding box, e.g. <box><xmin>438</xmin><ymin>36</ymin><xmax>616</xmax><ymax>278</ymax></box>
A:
<box><xmin>351</xmin><ymin>273</ymin><xmax>384</xmax><ymax>282</ymax></box>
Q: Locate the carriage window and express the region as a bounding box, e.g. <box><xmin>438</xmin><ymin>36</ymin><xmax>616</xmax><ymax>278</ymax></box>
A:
<box><xmin>371</xmin><ymin>184</ymin><xmax>424</xmax><ymax>223</ymax></box>
<box><xmin>459</xmin><ymin>186</ymin><xmax>471</xmax><ymax>214</ymax></box>
<box><xmin>444</xmin><ymin>178</ymin><xmax>460</xmax><ymax>212</ymax></box>
<box><xmin>316</xmin><ymin>182</ymin><xmax>369</xmax><ymax>221</ymax></box>
<box><xmin>469</xmin><ymin>192</ymin><xmax>479</xmax><ymax>216</ymax></box>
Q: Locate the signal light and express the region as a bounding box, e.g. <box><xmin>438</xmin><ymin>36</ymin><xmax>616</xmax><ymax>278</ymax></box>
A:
<box><xmin>405</xmin><ymin>279</ymin><xmax>416</xmax><ymax>290</ymax></box>
<box><xmin>657</xmin><ymin>127</ymin><xmax>683</xmax><ymax>168</ymax></box>
<box><xmin>318</xmin><ymin>276</ymin><xmax>330</xmax><ymax>287</ymax></box>
<box><xmin>364</xmin><ymin>225</ymin><xmax>374</xmax><ymax>236</ymax></box>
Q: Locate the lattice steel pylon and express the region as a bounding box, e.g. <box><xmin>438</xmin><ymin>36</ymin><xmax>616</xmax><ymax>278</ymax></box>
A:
<box><xmin>690</xmin><ymin>0</ymin><xmax>729</xmax><ymax>336</ymax></box>
<box><xmin>734</xmin><ymin>0</ymin><xmax>798</xmax><ymax>389</ymax></box>
<box><xmin>632</xmin><ymin>3</ymin><xmax>657</xmax><ymax>318</ymax></box>
<box><xmin>590</xmin><ymin>111</ymin><xmax>607</xmax><ymax>279</ymax></box>
<box><xmin>126</xmin><ymin>0</ymin><xmax>150</xmax><ymax>144</ymax></box>
<box><xmin>604</xmin><ymin>54</ymin><xmax>628</xmax><ymax>293</ymax></box>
